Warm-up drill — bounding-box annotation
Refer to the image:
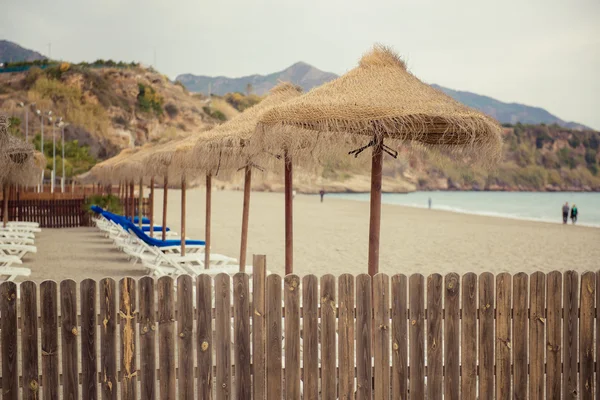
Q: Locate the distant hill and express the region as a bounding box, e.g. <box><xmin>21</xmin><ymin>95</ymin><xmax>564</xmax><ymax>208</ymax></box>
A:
<box><xmin>431</xmin><ymin>84</ymin><xmax>590</xmax><ymax>130</ymax></box>
<box><xmin>0</xmin><ymin>40</ymin><xmax>46</xmax><ymax>64</ymax></box>
<box><xmin>178</xmin><ymin>62</ymin><xmax>590</xmax><ymax>130</ymax></box>
<box><xmin>176</xmin><ymin>61</ymin><xmax>338</xmax><ymax>96</ymax></box>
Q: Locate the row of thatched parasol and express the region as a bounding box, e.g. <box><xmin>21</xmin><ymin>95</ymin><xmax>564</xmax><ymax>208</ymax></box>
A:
<box><xmin>0</xmin><ymin>115</ymin><xmax>46</xmax><ymax>227</ymax></box>
<box><xmin>86</xmin><ymin>45</ymin><xmax>503</xmax><ymax>275</ymax></box>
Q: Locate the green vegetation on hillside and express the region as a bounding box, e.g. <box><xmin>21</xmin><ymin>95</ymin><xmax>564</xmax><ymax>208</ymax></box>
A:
<box><xmin>137</xmin><ymin>83</ymin><xmax>164</xmax><ymax>116</ymax></box>
<box><xmin>31</xmin><ymin>134</ymin><xmax>96</xmax><ymax>177</ymax></box>
<box><xmin>223</xmin><ymin>92</ymin><xmax>263</xmax><ymax>111</ymax></box>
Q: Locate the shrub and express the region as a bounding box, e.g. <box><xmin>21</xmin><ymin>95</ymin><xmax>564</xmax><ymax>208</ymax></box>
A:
<box><xmin>174</xmin><ymin>80</ymin><xmax>187</xmax><ymax>92</ymax></box>
<box><xmin>202</xmin><ymin>106</ymin><xmax>227</xmax><ymax>121</ymax></box>
<box><xmin>137</xmin><ymin>83</ymin><xmax>163</xmax><ymax>116</ymax></box>
<box><xmin>165</xmin><ymin>103</ymin><xmax>179</xmax><ymax>118</ymax></box>
<box><xmin>8</xmin><ymin>117</ymin><xmax>22</xmax><ymax>137</ymax></box>
<box><xmin>83</xmin><ymin>194</ymin><xmax>123</xmax><ymax>215</ymax></box>
<box><xmin>585</xmin><ymin>149</ymin><xmax>597</xmax><ymax>165</ymax></box>
<box><xmin>23</xmin><ymin>66</ymin><xmax>43</xmax><ymax>88</ymax></box>
<box><xmin>568</xmin><ymin>136</ymin><xmax>580</xmax><ymax>149</ymax></box>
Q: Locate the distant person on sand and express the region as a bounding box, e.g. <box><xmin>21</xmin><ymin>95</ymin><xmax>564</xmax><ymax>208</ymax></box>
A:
<box><xmin>428</xmin><ymin>197</ymin><xmax>432</xmax><ymax>209</ymax></box>
<box><xmin>320</xmin><ymin>189</ymin><xmax>325</xmax><ymax>203</ymax></box>
<box><xmin>570</xmin><ymin>204</ymin><xmax>578</xmax><ymax>224</ymax></box>
<box><xmin>562</xmin><ymin>202</ymin><xmax>570</xmax><ymax>224</ymax></box>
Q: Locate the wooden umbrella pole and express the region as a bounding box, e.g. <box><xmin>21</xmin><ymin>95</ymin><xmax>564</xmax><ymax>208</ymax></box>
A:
<box><xmin>367</xmin><ymin>135</ymin><xmax>384</xmax><ymax>276</ymax></box>
<box><xmin>123</xmin><ymin>181</ymin><xmax>128</xmax><ymax>217</ymax></box>
<box><xmin>149</xmin><ymin>176</ymin><xmax>155</xmax><ymax>238</ymax></box>
<box><xmin>162</xmin><ymin>176</ymin><xmax>168</xmax><ymax>241</ymax></box>
<box><xmin>239</xmin><ymin>165</ymin><xmax>252</xmax><ymax>273</ymax></box>
<box><xmin>138</xmin><ymin>178</ymin><xmax>143</xmax><ymax>228</ymax></box>
<box><xmin>204</xmin><ymin>173</ymin><xmax>212</xmax><ymax>269</ymax></box>
<box><xmin>129</xmin><ymin>181</ymin><xmax>135</xmax><ymax>222</ymax></box>
<box><xmin>284</xmin><ymin>150</ymin><xmax>293</xmax><ymax>275</ymax></box>
<box><xmin>2</xmin><ymin>184</ymin><xmax>9</xmax><ymax>228</ymax></box>
<box><xmin>181</xmin><ymin>176</ymin><xmax>186</xmax><ymax>256</ymax></box>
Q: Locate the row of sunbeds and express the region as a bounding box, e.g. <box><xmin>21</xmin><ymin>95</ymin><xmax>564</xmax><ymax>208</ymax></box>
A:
<box><xmin>0</xmin><ymin>222</ymin><xmax>38</xmax><ymax>281</ymax></box>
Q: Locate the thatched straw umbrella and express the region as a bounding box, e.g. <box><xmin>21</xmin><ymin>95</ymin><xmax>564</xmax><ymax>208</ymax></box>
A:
<box><xmin>183</xmin><ymin>82</ymin><xmax>304</xmax><ymax>271</ymax></box>
<box><xmin>257</xmin><ymin>45</ymin><xmax>503</xmax><ymax>275</ymax></box>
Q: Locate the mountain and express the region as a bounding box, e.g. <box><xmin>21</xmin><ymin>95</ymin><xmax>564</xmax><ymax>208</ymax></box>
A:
<box><xmin>176</xmin><ymin>61</ymin><xmax>338</xmax><ymax>96</ymax></box>
<box><xmin>0</xmin><ymin>40</ymin><xmax>46</xmax><ymax>64</ymax></box>
<box><xmin>431</xmin><ymin>84</ymin><xmax>590</xmax><ymax>130</ymax></box>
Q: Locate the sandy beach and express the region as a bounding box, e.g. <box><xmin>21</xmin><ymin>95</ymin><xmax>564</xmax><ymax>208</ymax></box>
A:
<box><xmin>21</xmin><ymin>188</ymin><xmax>599</xmax><ymax>282</ymax></box>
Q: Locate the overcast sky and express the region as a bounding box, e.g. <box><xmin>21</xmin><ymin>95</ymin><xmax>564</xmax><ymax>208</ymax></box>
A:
<box><xmin>2</xmin><ymin>0</ymin><xmax>599</xmax><ymax>129</ymax></box>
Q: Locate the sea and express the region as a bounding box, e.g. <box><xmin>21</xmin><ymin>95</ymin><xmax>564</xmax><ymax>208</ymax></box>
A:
<box><xmin>329</xmin><ymin>191</ymin><xmax>600</xmax><ymax>228</ymax></box>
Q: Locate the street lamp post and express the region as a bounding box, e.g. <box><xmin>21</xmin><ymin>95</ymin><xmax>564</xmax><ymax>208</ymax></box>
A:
<box><xmin>36</xmin><ymin>110</ymin><xmax>52</xmax><ymax>192</ymax></box>
<box><xmin>61</xmin><ymin>123</ymin><xmax>66</xmax><ymax>193</ymax></box>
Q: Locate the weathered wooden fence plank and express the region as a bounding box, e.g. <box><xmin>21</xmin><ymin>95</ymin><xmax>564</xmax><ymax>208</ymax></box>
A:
<box><xmin>356</xmin><ymin>274</ymin><xmax>372</xmax><ymax>400</ymax></box>
<box><xmin>444</xmin><ymin>273</ymin><xmax>460</xmax><ymax>400</ymax></box>
<box><xmin>338</xmin><ymin>274</ymin><xmax>355</xmax><ymax>400</ymax></box>
<box><xmin>81</xmin><ymin>279</ymin><xmax>98</xmax><ymax>400</ymax></box>
<box><xmin>119</xmin><ymin>277</ymin><xmax>137</xmax><ymax>400</ymax></box>
<box><xmin>215</xmin><ymin>273</ymin><xmax>232</xmax><ymax>400</ymax></box>
<box><xmin>373</xmin><ymin>274</ymin><xmax>390</xmax><ymax>400</ymax></box>
<box><xmin>41</xmin><ymin>280</ymin><xmax>59</xmax><ymax>400</ymax></box>
<box><xmin>529</xmin><ymin>272</ymin><xmax>545</xmax><ymax>400</ymax></box>
<box><xmin>495</xmin><ymin>273</ymin><xmax>511</xmax><ymax>400</ymax></box>
<box><xmin>563</xmin><ymin>270</ymin><xmax>578</xmax><ymax>400</ymax></box>
<box><xmin>234</xmin><ymin>273</ymin><xmax>251</xmax><ymax>400</ymax></box>
<box><xmin>579</xmin><ymin>271</ymin><xmax>595</xmax><ymax>400</ymax></box>
<box><xmin>177</xmin><ymin>275</ymin><xmax>195</xmax><ymax>400</ymax></box>
<box><xmin>321</xmin><ymin>274</ymin><xmax>337</xmax><ymax>400</ymax></box>
<box><xmin>479</xmin><ymin>272</ymin><xmax>494</xmax><ymax>400</ymax></box>
<box><xmin>1</xmin><ymin>281</ymin><xmax>18</xmax><ymax>400</ymax></box>
<box><xmin>158</xmin><ymin>276</ymin><xmax>176</xmax><ymax>400</ymax></box>
<box><xmin>252</xmin><ymin>255</ymin><xmax>267</xmax><ymax>400</ymax></box>
<box><xmin>196</xmin><ymin>274</ymin><xmax>213</xmax><ymax>400</ymax></box>
<box><xmin>20</xmin><ymin>281</ymin><xmax>39</xmax><ymax>400</ymax></box>
<box><xmin>139</xmin><ymin>277</ymin><xmax>156</xmax><ymax>400</ymax></box>
<box><xmin>61</xmin><ymin>280</ymin><xmax>79</xmax><ymax>400</ymax></box>
<box><xmin>597</xmin><ymin>270</ymin><xmax>600</xmax><ymax>400</ymax></box>
<box><xmin>409</xmin><ymin>274</ymin><xmax>425</xmax><ymax>400</ymax></box>
<box><xmin>546</xmin><ymin>271</ymin><xmax>562</xmax><ymax>399</ymax></box>
<box><xmin>302</xmin><ymin>275</ymin><xmax>319</xmax><ymax>400</ymax></box>
<box><xmin>426</xmin><ymin>273</ymin><xmax>442</xmax><ymax>400</ymax></box>
<box><xmin>512</xmin><ymin>273</ymin><xmax>528</xmax><ymax>400</ymax></box>
<box><xmin>100</xmin><ymin>278</ymin><xmax>117</xmax><ymax>400</ymax></box>
<box><xmin>284</xmin><ymin>275</ymin><xmax>301</xmax><ymax>400</ymax></box>
<box><xmin>266</xmin><ymin>274</ymin><xmax>282</xmax><ymax>400</ymax></box>
<box><xmin>391</xmin><ymin>274</ymin><xmax>407</xmax><ymax>400</ymax></box>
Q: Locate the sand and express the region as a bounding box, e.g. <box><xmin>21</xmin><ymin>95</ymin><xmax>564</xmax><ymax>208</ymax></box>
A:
<box><xmin>21</xmin><ymin>188</ymin><xmax>599</xmax><ymax>283</ymax></box>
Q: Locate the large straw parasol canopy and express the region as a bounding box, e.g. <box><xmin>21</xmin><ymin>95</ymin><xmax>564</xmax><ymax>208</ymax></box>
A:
<box><xmin>257</xmin><ymin>45</ymin><xmax>503</xmax><ymax>164</ymax></box>
<box><xmin>0</xmin><ymin>114</ymin><xmax>40</xmax><ymax>185</ymax></box>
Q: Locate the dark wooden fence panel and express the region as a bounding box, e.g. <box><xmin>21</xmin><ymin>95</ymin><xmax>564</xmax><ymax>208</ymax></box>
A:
<box><xmin>0</xmin><ymin>269</ymin><xmax>596</xmax><ymax>400</ymax></box>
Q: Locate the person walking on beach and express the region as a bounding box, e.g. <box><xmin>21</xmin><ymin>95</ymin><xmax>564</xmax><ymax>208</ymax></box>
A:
<box><xmin>428</xmin><ymin>197</ymin><xmax>432</xmax><ymax>209</ymax></box>
<box><xmin>562</xmin><ymin>202</ymin><xmax>570</xmax><ymax>224</ymax></box>
<box><xmin>570</xmin><ymin>204</ymin><xmax>578</xmax><ymax>224</ymax></box>
<box><xmin>319</xmin><ymin>189</ymin><xmax>325</xmax><ymax>203</ymax></box>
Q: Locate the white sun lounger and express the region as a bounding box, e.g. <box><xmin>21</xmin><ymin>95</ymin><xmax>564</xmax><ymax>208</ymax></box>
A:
<box><xmin>0</xmin><ymin>256</ymin><xmax>30</xmax><ymax>281</ymax></box>
<box><xmin>6</xmin><ymin>221</ymin><xmax>40</xmax><ymax>228</ymax></box>
<box><xmin>0</xmin><ymin>231</ymin><xmax>36</xmax><ymax>239</ymax></box>
<box><xmin>0</xmin><ymin>237</ymin><xmax>35</xmax><ymax>246</ymax></box>
<box><xmin>0</xmin><ymin>226</ymin><xmax>41</xmax><ymax>234</ymax></box>
<box><xmin>0</xmin><ymin>244</ymin><xmax>37</xmax><ymax>259</ymax></box>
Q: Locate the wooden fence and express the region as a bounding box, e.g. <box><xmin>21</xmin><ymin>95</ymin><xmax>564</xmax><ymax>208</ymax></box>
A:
<box><xmin>1</xmin><ymin>198</ymin><xmax>89</xmax><ymax>228</ymax></box>
<box><xmin>0</xmin><ymin>264</ymin><xmax>597</xmax><ymax>399</ymax></box>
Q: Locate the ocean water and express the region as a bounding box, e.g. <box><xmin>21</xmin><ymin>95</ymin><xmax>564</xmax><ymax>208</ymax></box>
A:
<box><xmin>330</xmin><ymin>191</ymin><xmax>600</xmax><ymax>228</ymax></box>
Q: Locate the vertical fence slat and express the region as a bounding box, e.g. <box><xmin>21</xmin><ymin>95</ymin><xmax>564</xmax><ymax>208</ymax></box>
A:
<box><xmin>302</xmin><ymin>275</ymin><xmax>319</xmax><ymax>400</ymax></box>
<box><xmin>356</xmin><ymin>274</ymin><xmax>372</xmax><ymax>400</ymax></box>
<box><xmin>41</xmin><ymin>280</ymin><xmax>59</xmax><ymax>400</ymax></box>
<box><xmin>21</xmin><ymin>281</ymin><xmax>39</xmax><ymax>400</ymax></box>
<box><xmin>158</xmin><ymin>276</ymin><xmax>176</xmax><ymax>400</ymax></box>
<box><xmin>61</xmin><ymin>280</ymin><xmax>79</xmax><ymax>400</ymax></box>
<box><xmin>178</xmin><ymin>275</ymin><xmax>195</xmax><ymax>400</ymax></box>
<box><xmin>284</xmin><ymin>275</ymin><xmax>301</xmax><ymax>400</ymax></box>
<box><xmin>597</xmin><ymin>270</ymin><xmax>600</xmax><ymax>400</ymax></box>
<box><xmin>215</xmin><ymin>273</ymin><xmax>232</xmax><ymax>400</ymax></box>
<box><xmin>338</xmin><ymin>274</ymin><xmax>355</xmax><ymax>400</ymax></box>
<box><xmin>444</xmin><ymin>273</ymin><xmax>459</xmax><ymax>400</ymax></box>
<box><xmin>426</xmin><ymin>273</ymin><xmax>442</xmax><ymax>400</ymax></box>
<box><xmin>1</xmin><ymin>282</ymin><xmax>18</xmax><ymax>400</ymax></box>
<box><xmin>119</xmin><ymin>277</ymin><xmax>137</xmax><ymax>400</ymax></box>
<box><xmin>512</xmin><ymin>273</ymin><xmax>528</xmax><ymax>400</ymax></box>
<box><xmin>579</xmin><ymin>272</ymin><xmax>595</xmax><ymax>400</ymax></box>
<box><xmin>546</xmin><ymin>271</ymin><xmax>562</xmax><ymax>399</ymax></box>
<box><xmin>563</xmin><ymin>271</ymin><xmax>578</xmax><ymax>399</ymax></box>
<box><xmin>266</xmin><ymin>274</ymin><xmax>282</xmax><ymax>400</ymax></box>
<box><xmin>373</xmin><ymin>274</ymin><xmax>390</xmax><ymax>400</ymax></box>
<box><xmin>529</xmin><ymin>272</ymin><xmax>545</xmax><ymax>400</ymax></box>
<box><xmin>409</xmin><ymin>274</ymin><xmax>425</xmax><ymax>400</ymax></box>
<box><xmin>81</xmin><ymin>279</ymin><xmax>98</xmax><ymax>400</ymax></box>
<box><xmin>234</xmin><ymin>273</ymin><xmax>251</xmax><ymax>400</ymax></box>
<box><xmin>252</xmin><ymin>255</ymin><xmax>266</xmax><ymax>400</ymax></box>
<box><xmin>478</xmin><ymin>272</ymin><xmax>494</xmax><ymax>400</ymax></box>
<box><xmin>139</xmin><ymin>277</ymin><xmax>156</xmax><ymax>400</ymax></box>
<box><xmin>391</xmin><ymin>275</ymin><xmax>407</xmax><ymax>400</ymax></box>
<box><xmin>100</xmin><ymin>278</ymin><xmax>117</xmax><ymax>400</ymax></box>
<box><xmin>197</xmin><ymin>274</ymin><xmax>213</xmax><ymax>400</ymax></box>
<box><xmin>495</xmin><ymin>273</ymin><xmax>511</xmax><ymax>400</ymax></box>
<box><xmin>321</xmin><ymin>274</ymin><xmax>337</xmax><ymax>400</ymax></box>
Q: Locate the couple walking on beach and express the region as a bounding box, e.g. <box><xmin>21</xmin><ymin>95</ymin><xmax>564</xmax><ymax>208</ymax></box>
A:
<box><xmin>562</xmin><ymin>202</ymin><xmax>578</xmax><ymax>224</ymax></box>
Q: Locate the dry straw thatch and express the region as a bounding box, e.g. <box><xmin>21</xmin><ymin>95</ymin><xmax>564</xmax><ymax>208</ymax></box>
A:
<box><xmin>87</xmin><ymin>148</ymin><xmax>140</xmax><ymax>184</ymax></box>
<box><xmin>256</xmin><ymin>45</ymin><xmax>503</xmax><ymax>165</ymax></box>
<box><xmin>0</xmin><ymin>114</ymin><xmax>41</xmax><ymax>185</ymax></box>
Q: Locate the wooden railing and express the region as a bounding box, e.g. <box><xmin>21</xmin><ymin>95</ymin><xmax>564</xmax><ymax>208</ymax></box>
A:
<box><xmin>1</xmin><ymin>198</ymin><xmax>88</xmax><ymax>228</ymax></box>
<box><xmin>0</xmin><ymin>264</ymin><xmax>597</xmax><ymax>399</ymax></box>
